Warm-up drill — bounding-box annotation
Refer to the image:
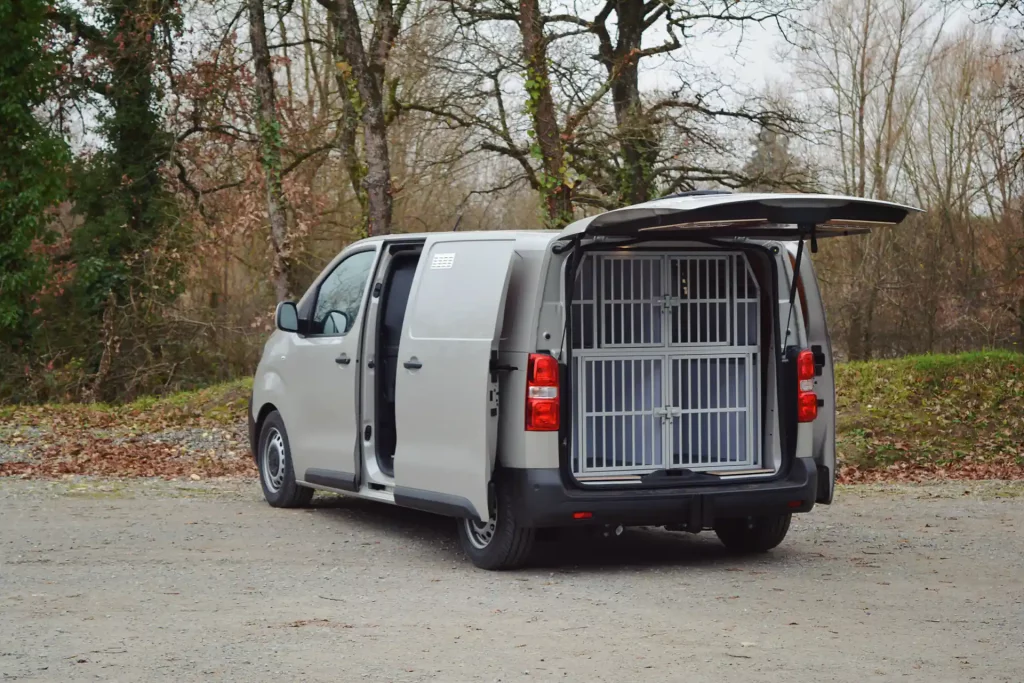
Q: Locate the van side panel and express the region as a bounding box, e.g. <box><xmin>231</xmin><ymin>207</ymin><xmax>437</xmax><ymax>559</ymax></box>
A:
<box><xmin>796</xmin><ymin>253</ymin><xmax>837</xmax><ymax>503</ymax></box>
<box><xmin>778</xmin><ymin>245</ymin><xmax>815</xmax><ymax>467</ymax></box>
<box><xmin>492</xmin><ymin>235</ymin><xmax>562</xmax><ymax>471</ymax></box>
<box><xmin>495</xmin><ymin>232</ymin><xmax>559</xmax><ymax>354</ymax></box>
<box><xmin>493</xmin><ymin>349</ymin><xmax>560</xmax><ymax>470</ymax></box>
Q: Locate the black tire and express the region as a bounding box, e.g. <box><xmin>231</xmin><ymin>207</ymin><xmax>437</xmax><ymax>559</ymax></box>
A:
<box><xmin>457</xmin><ymin>476</ymin><xmax>535</xmax><ymax>570</ymax></box>
<box><xmin>257</xmin><ymin>411</ymin><xmax>314</xmax><ymax>508</ymax></box>
<box><xmin>714</xmin><ymin>513</ymin><xmax>792</xmax><ymax>553</ymax></box>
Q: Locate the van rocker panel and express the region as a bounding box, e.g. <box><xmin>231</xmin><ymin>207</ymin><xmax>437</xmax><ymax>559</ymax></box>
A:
<box><xmin>508</xmin><ymin>457</ymin><xmax>818</xmax><ymax>528</ymax></box>
<box><xmin>393</xmin><ymin>486</ymin><xmax>478</xmax><ymax>520</ymax></box>
<box><xmin>303</xmin><ymin>468</ymin><xmax>358</xmax><ymax>492</ymax></box>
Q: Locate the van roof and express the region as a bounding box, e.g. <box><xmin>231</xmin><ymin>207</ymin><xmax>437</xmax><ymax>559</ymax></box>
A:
<box><xmin>351</xmin><ymin>230</ymin><xmax>561</xmax><ymax>249</ymax></box>
<box><xmin>358</xmin><ymin>230</ymin><xmax>557</xmax><ymax>242</ymax></box>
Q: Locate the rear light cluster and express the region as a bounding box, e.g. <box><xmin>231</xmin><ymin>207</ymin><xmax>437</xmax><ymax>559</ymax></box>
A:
<box><xmin>525</xmin><ymin>353</ymin><xmax>560</xmax><ymax>431</ymax></box>
<box><xmin>796</xmin><ymin>349</ymin><xmax>818</xmax><ymax>423</ymax></box>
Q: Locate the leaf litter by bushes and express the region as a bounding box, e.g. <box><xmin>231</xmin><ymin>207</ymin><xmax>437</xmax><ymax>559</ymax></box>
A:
<box><xmin>835</xmin><ymin>352</ymin><xmax>1024</xmax><ymax>483</ymax></box>
<box><xmin>3</xmin><ymin>355</ymin><xmax>1024</xmax><ymax>482</ymax></box>
<box><xmin>838</xmin><ymin>456</ymin><xmax>1024</xmax><ymax>484</ymax></box>
<box><xmin>0</xmin><ymin>435</ymin><xmax>254</xmax><ymax>478</ymax></box>
<box><xmin>0</xmin><ymin>380</ymin><xmax>255</xmax><ymax>479</ymax></box>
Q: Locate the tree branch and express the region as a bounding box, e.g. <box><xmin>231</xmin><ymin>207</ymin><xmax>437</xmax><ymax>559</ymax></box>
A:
<box><xmin>280</xmin><ymin>143</ymin><xmax>335</xmax><ymax>176</ymax></box>
<box><xmin>49</xmin><ymin>8</ymin><xmax>107</xmax><ymax>45</ymax></box>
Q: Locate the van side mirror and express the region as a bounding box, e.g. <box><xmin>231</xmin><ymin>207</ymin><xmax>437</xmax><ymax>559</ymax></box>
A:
<box><xmin>276</xmin><ymin>301</ymin><xmax>300</xmax><ymax>333</ymax></box>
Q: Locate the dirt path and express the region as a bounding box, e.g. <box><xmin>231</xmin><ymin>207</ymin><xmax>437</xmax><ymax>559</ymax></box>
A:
<box><xmin>1</xmin><ymin>479</ymin><xmax>1022</xmax><ymax>682</ymax></box>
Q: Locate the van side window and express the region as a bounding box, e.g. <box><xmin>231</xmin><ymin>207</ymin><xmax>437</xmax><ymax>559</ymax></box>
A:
<box><xmin>311</xmin><ymin>250</ymin><xmax>375</xmax><ymax>336</ymax></box>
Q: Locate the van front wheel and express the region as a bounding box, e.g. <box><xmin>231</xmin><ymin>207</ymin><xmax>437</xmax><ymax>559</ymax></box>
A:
<box><xmin>257</xmin><ymin>411</ymin><xmax>314</xmax><ymax>508</ymax></box>
<box><xmin>714</xmin><ymin>513</ymin><xmax>791</xmax><ymax>553</ymax></box>
<box><xmin>458</xmin><ymin>478</ymin><xmax>535</xmax><ymax>570</ymax></box>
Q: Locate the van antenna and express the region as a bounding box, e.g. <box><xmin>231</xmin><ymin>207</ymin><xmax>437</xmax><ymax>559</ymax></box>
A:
<box><xmin>452</xmin><ymin>213</ymin><xmax>462</xmax><ymax>232</ymax></box>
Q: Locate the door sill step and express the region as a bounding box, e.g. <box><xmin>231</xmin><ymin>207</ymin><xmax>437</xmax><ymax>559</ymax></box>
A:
<box><xmin>577</xmin><ymin>474</ymin><xmax>643</xmax><ymax>482</ymax></box>
<box><xmin>707</xmin><ymin>468</ymin><xmax>775</xmax><ymax>477</ymax></box>
<box><xmin>576</xmin><ymin>468</ymin><xmax>775</xmax><ymax>483</ymax></box>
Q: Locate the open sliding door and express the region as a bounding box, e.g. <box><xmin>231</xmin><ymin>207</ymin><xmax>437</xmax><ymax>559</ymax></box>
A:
<box><xmin>393</xmin><ymin>236</ymin><xmax>517</xmax><ymax>522</ymax></box>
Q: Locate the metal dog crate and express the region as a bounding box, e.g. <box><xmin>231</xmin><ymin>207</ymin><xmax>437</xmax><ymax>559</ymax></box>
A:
<box><xmin>570</xmin><ymin>252</ymin><xmax>761</xmax><ymax>477</ymax></box>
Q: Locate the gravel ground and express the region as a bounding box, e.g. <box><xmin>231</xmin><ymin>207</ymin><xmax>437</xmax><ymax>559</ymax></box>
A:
<box><xmin>0</xmin><ymin>428</ymin><xmax>48</xmax><ymax>466</ymax></box>
<box><xmin>117</xmin><ymin>426</ymin><xmax>248</xmax><ymax>458</ymax></box>
<box><xmin>1</xmin><ymin>479</ymin><xmax>1022</xmax><ymax>682</ymax></box>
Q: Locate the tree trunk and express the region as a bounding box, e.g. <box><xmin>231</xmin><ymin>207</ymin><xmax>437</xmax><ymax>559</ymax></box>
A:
<box><xmin>604</xmin><ymin>1</ymin><xmax>657</xmax><ymax>205</ymax></box>
<box><xmin>361</xmin><ymin>106</ymin><xmax>392</xmax><ymax>236</ymax></box>
<box><xmin>1018</xmin><ymin>298</ymin><xmax>1024</xmax><ymax>348</ymax></box>
<box><xmin>326</xmin><ymin>0</ymin><xmax>394</xmax><ymax>236</ymax></box>
<box><xmin>855</xmin><ymin>0</ymin><xmax>872</xmax><ymax>197</ymax></box>
<box><xmin>87</xmin><ymin>292</ymin><xmax>119</xmax><ymax>402</ymax></box>
<box><xmin>519</xmin><ymin>0</ymin><xmax>573</xmax><ymax>227</ymax></box>
<box><xmin>326</xmin><ymin>6</ymin><xmax>369</xmax><ymax>231</ymax></box>
<box><xmin>863</xmin><ymin>288</ymin><xmax>877</xmax><ymax>360</ymax></box>
<box><xmin>248</xmin><ymin>0</ymin><xmax>294</xmax><ymax>301</ymax></box>
<box><xmin>847</xmin><ymin>307</ymin><xmax>865</xmax><ymax>361</ymax></box>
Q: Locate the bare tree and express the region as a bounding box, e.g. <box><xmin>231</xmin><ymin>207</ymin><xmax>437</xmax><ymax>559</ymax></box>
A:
<box><xmin>519</xmin><ymin>0</ymin><xmax>573</xmax><ymax>225</ymax></box>
<box><xmin>249</xmin><ymin>0</ymin><xmax>297</xmax><ymax>300</ymax></box>
<box><xmin>792</xmin><ymin>0</ymin><xmax>948</xmax><ymax>358</ymax></box>
<box><xmin>314</xmin><ymin>0</ymin><xmax>411</xmax><ymax>236</ymax></box>
<box><xmin>578</xmin><ymin>1</ymin><xmax>798</xmax><ymax>204</ymax></box>
<box><xmin>430</xmin><ymin>0</ymin><xmax>804</xmax><ymax>227</ymax></box>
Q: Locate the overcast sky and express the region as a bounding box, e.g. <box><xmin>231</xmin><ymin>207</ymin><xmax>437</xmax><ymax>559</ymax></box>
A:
<box><xmin>636</xmin><ymin>2</ymin><xmax>993</xmax><ymax>99</ymax></box>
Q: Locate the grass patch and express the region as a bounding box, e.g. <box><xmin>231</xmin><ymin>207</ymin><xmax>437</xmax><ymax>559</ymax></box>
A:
<box><xmin>0</xmin><ymin>378</ymin><xmax>253</xmax><ymax>432</ymax></box>
<box><xmin>122</xmin><ymin>377</ymin><xmax>253</xmax><ymax>426</ymax></box>
<box><xmin>836</xmin><ymin>351</ymin><xmax>1024</xmax><ymax>478</ymax></box>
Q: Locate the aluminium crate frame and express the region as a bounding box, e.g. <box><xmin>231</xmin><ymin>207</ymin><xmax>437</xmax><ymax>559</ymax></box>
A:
<box><xmin>568</xmin><ymin>250</ymin><xmax>762</xmax><ymax>477</ymax></box>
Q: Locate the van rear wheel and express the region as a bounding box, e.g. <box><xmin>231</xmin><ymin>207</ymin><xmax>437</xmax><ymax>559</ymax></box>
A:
<box><xmin>714</xmin><ymin>513</ymin><xmax>791</xmax><ymax>553</ymax></box>
<box><xmin>457</xmin><ymin>477</ymin><xmax>535</xmax><ymax>570</ymax></box>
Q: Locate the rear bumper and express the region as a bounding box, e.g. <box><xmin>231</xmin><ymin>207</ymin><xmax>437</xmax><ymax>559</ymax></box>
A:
<box><xmin>508</xmin><ymin>458</ymin><xmax>818</xmax><ymax>528</ymax></box>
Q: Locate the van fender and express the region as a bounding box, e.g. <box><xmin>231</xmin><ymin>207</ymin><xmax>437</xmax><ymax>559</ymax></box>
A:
<box><xmin>252</xmin><ymin>370</ymin><xmax>292</xmax><ymax>438</ymax></box>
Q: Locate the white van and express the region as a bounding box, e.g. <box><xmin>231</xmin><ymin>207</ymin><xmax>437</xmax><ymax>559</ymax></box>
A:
<box><xmin>248</xmin><ymin>191</ymin><xmax>918</xmax><ymax>569</ymax></box>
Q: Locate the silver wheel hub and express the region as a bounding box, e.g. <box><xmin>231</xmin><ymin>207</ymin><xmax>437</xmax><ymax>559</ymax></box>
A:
<box><xmin>261</xmin><ymin>428</ymin><xmax>287</xmax><ymax>493</ymax></box>
<box><xmin>464</xmin><ymin>513</ymin><xmax>497</xmax><ymax>550</ymax></box>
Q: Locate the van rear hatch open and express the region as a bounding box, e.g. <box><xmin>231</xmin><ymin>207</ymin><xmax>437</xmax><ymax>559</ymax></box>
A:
<box><xmin>555</xmin><ymin>192</ymin><xmax>920</xmax><ymax>487</ymax></box>
<box><xmin>557</xmin><ymin>192</ymin><xmax>919</xmax><ymax>242</ymax></box>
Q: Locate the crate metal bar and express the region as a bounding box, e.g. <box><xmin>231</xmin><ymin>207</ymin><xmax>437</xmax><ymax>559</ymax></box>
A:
<box><xmin>697</xmin><ymin>358</ymin><xmax>704</xmax><ymax>462</ymax></box>
<box><xmin>725</xmin><ymin>357</ymin><xmax>733</xmax><ymax>462</ymax></box>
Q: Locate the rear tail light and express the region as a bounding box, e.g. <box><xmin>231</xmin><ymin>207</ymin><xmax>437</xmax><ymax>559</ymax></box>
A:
<box><xmin>796</xmin><ymin>349</ymin><xmax>818</xmax><ymax>423</ymax></box>
<box><xmin>526</xmin><ymin>353</ymin><xmax>560</xmax><ymax>431</ymax></box>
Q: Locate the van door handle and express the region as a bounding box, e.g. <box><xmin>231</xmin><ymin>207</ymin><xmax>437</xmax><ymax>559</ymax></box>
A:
<box><xmin>403</xmin><ymin>358</ymin><xmax>422</xmax><ymax>370</ymax></box>
<box><xmin>335</xmin><ymin>353</ymin><xmax>351</xmax><ymax>365</ymax></box>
